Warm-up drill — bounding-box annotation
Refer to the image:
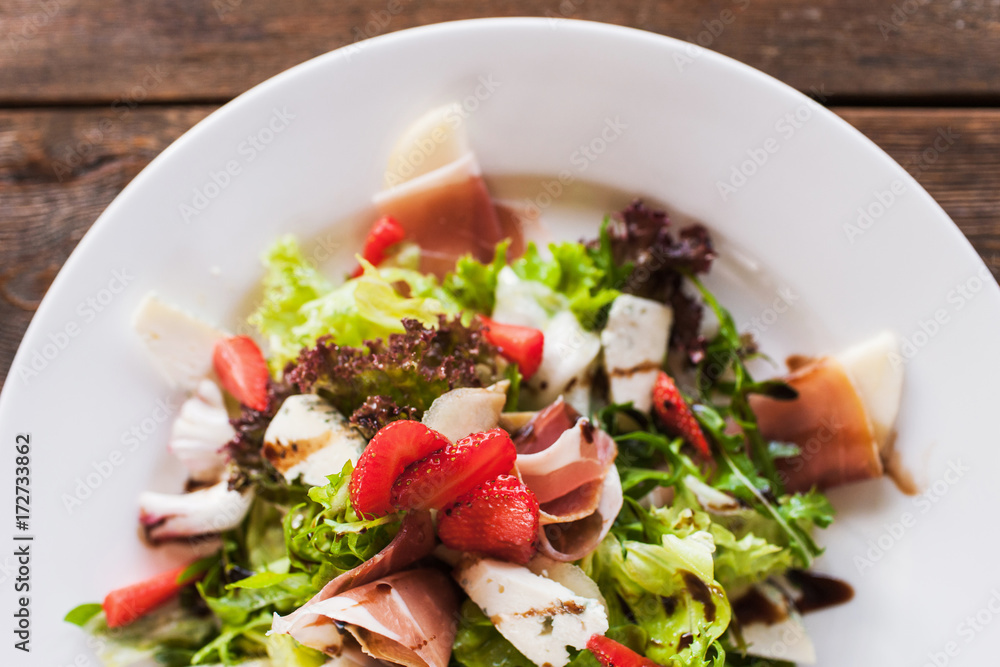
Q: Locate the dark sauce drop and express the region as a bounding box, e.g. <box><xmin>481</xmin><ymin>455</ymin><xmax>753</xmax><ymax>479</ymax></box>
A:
<box><xmin>732</xmin><ymin>587</ymin><xmax>787</xmax><ymax>627</ymax></box>
<box><xmin>681</xmin><ymin>571</ymin><xmax>716</xmax><ymax>623</ymax></box>
<box><xmin>733</xmin><ymin>572</ymin><xmax>854</xmax><ymax>628</ymax></box>
<box><xmin>786</xmin><ymin>569</ymin><xmax>854</xmax><ymax>613</ymax></box>
<box><xmin>661</xmin><ymin>596</ymin><xmax>677</xmax><ymax>617</ymax></box>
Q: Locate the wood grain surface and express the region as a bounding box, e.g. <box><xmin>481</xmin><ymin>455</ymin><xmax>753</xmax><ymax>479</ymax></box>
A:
<box><xmin>1</xmin><ymin>0</ymin><xmax>998</xmax><ymax>104</ymax></box>
<box><xmin>1</xmin><ymin>0</ymin><xmax>998</xmax><ymax>391</ymax></box>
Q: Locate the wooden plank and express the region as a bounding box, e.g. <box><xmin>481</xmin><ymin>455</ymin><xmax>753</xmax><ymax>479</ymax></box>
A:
<box><xmin>0</xmin><ymin>0</ymin><xmax>998</xmax><ymax>104</ymax></box>
<box><xmin>1</xmin><ymin>106</ymin><xmax>998</xmax><ymax>390</ymax></box>
<box><xmin>0</xmin><ymin>106</ymin><xmax>215</xmax><ymax>390</ymax></box>
<box><xmin>837</xmin><ymin>107</ymin><xmax>1000</xmax><ymax>268</ymax></box>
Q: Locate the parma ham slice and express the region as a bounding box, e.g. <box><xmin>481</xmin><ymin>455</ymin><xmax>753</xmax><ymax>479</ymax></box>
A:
<box><xmin>305</xmin><ymin>569</ymin><xmax>458</xmax><ymax>667</ymax></box>
<box><xmin>271</xmin><ymin>510</ymin><xmax>454</xmax><ymax>666</ymax></box>
<box><xmin>538</xmin><ymin>468</ymin><xmax>623</xmax><ymax>562</ymax></box>
<box><xmin>750</xmin><ymin>356</ymin><xmax>882</xmax><ymax>492</ymax></box>
<box><xmin>373</xmin><ymin>104</ymin><xmax>508</xmax><ymax>278</ymax></box>
<box><xmin>512</xmin><ymin>400</ymin><xmax>623</xmax><ymax>561</ymax></box>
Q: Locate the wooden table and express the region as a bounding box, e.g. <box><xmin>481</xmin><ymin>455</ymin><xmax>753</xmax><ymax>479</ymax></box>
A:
<box><xmin>1</xmin><ymin>1</ymin><xmax>998</xmax><ymax>390</ymax></box>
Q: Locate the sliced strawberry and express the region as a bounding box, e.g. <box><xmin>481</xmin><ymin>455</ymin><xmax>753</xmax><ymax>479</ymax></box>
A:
<box><xmin>351</xmin><ymin>215</ymin><xmax>407</xmax><ymax>278</ymax></box>
<box><xmin>478</xmin><ymin>315</ymin><xmax>544</xmax><ymax>380</ymax></box>
<box><xmin>350</xmin><ymin>420</ymin><xmax>451</xmax><ymax>517</ymax></box>
<box><xmin>391</xmin><ymin>428</ymin><xmax>517</xmax><ymax>510</ymax></box>
<box><xmin>437</xmin><ymin>474</ymin><xmax>539</xmax><ymax>564</ymax></box>
<box><xmin>651</xmin><ymin>371</ymin><xmax>711</xmax><ymax>458</ymax></box>
<box><xmin>212</xmin><ymin>336</ymin><xmax>270</xmax><ymax>411</ymax></box>
<box><xmin>587</xmin><ymin>635</ymin><xmax>661</xmax><ymax>667</ymax></box>
<box><xmin>103</xmin><ymin>564</ymin><xmax>201</xmax><ymax>628</ymax></box>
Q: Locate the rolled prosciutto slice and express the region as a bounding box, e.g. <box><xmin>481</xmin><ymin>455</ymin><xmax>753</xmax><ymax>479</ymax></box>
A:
<box><xmin>537</xmin><ymin>468</ymin><xmax>623</xmax><ymax>562</ymax></box>
<box><xmin>517</xmin><ymin>418</ymin><xmax>616</xmax><ymax>505</ymax></box>
<box><xmin>750</xmin><ymin>332</ymin><xmax>905</xmax><ymax>493</ymax></box>
<box><xmin>373</xmin><ymin>105</ymin><xmax>506</xmax><ymax>278</ymax></box>
<box><xmin>303</xmin><ymin>569</ymin><xmax>458</xmax><ymax>667</ymax></box>
<box><xmin>513</xmin><ymin>399</ymin><xmax>623</xmax><ymax>561</ymax></box>
<box><xmin>271</xmin><ymin>511</ymin><xmax>450</xmax><ymax>663</ymax></box>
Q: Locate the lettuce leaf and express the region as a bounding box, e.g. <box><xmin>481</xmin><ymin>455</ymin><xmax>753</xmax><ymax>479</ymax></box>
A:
<box><xmin>441</xmin><ymin>238</ymin><xmax>620</xmax><ymax>330</ymax></box>
<box><xmin>285</xmin><ymin>461</ymin><xmax>401</xmax><ymax>588</ymax></box>
<box><xmin>285</xmin><ymin>316</ymin><xmax>499</xmax><ymax>430</ymax></box>
<box><xmin>75</xmin><ymin>601</ymin><xmax>218</xmax><ymax>667</ymax></box>
<box><xmin>452</xmin><ymin>598</ymin><xmax>536</xmax><ymax>667</ymax></box>
<box><xmin>250</xmin><ymin>235</ymin><xmax>460</xmax><ymax>370</ymax></box>
<box><xmin>708</xmin><ymin>525</ymin><xmax>792</xmax><ymax>592</ymax></box>
<box><xmin>585</xmin><ymin>501</ymin><xmax>732</xmax><ymax>667</ymax></box>
<box><xmin>584</xmin><ymin>530</ymin><xmax>728</xmax><ymax>667</ymax></box>
<box><xmin>513</xmin><ymin>242</ymin><xmax>619</xmax><ymax>328</ymax></box>
<box><xmin>443</xmin><ymin>240</ymin><xmax>510</xmax><ymax>315</ymax></box>
<box><xmin>265</xmin><ymin>633</ymin><xmax>328</xmax><ymax>667</ymax></box>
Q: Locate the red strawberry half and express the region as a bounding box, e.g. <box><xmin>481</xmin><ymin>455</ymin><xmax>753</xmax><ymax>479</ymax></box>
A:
<box><xmin>349</xmin><ymin>420</ymin><xmax>451</xmax><ymax>517</ymax></box>
<box><xmin>351</xmin><ymin>215</ymin><xmax>407</xmax><ymax>278</ymax></box>
<box><xmin>651</xmin><ymin>371</ymin><xmax>711</xmax><ymax>458</ymax></box>
<box><xmin>478</xmin><ymin>315</ymin><xmax>545</xmax><ymax>380</ymax></box>
<box><xmin>587</xmin><ymin>635</ymin><xmax>661</xmax><ymax>667</ymax></box>
<box><xmin>391</xmin><ymin>428</ymin><xmax>517</xmax><ymax>511</ymax></box>
<box><xmin>103</xmin><ymin>564</ymin><xmax>201</xmax><ymax>629</ymax></box>
<box><xmin>437</xmin><ymin>474</ymin><xmax>539</xmax><ymax>564</ymax></box>
<box><xmin>212</xmin><ymin>335</ymin><xmax>270</xmax><ymax>411</ymax></box>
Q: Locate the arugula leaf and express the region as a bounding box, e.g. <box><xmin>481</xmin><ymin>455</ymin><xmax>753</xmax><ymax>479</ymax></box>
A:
<box><xmin>681</xmin><ymin>277</ymin><xmax>832</xmax><ymax>568</ymax></box>
<box><xmin>586</xmin><ymin>216</ymin><xmax>635</xmax><ymax>291</ymax></box>
<box><xmin>226</xmin><ymin>571</ymin><xmax>292</xmax><ymax>590</ymax></box>
<box><xmin>189</xmin><ymin>610</ymin><xmax>272</xmax><ymax>665</ymax></box>
<box><xmin>201</xmin><ymin>574</ymin><xmax>315</xmax><ymax>628</ymax></box>
<box><xmin>503</xmin><ymin>362</ymin><xmax>523</xmax><ymax>412</ymax></box>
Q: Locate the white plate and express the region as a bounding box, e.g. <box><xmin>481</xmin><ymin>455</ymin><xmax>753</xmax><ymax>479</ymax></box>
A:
<box><xmin>2</xmin><ymin>18</ymin><xmax>999</xmax><ymax>667</ymax></box>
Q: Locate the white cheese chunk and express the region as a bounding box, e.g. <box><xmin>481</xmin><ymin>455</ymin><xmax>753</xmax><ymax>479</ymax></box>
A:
<box><xmin>132</xmin><ymin>293</ymin><xmax>228</xmax><ymax>391</ymax></box>
<box><xmin>262</xmin><ymin>395</ymin><xmax>366</xmax><ymax>487</ymax></box>
<box><xmin>526</xmin><ymin>310</ymin><xmax>602</xmax><ymax>415</ymax></box>
<box><xmin>455</xmin><ymin>558</ymin><xmax>608</xmax><ymax>667</ymax></box>
<box><xmin>835</xmin><ymin>331</ymin><xmax>904</xmax><ymax>451</ymax></box>
<box><xmin>600</xmin><ymin>295</ymin><xmax>672</xmax><ymax>412</ymax></box>
<box><xmin>527</xmin><ymin>556</ymin><xmax>608</xmax><ymax>615</ymax></box>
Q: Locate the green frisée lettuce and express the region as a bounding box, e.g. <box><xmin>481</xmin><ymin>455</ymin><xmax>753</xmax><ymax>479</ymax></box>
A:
<box><xmin>250</xmin><ymin>235</ymin><xmax>460</xmax><ymax>370</ymax></box>
<box><xmin>583</xmin><ymin>524</ymin><xmax>729</xmax><ymax>666</ymax></box>
<box><xmin>285</xmin><ymin>461</ymin><xmax>401</xmax><ymax>588</ymax></box>
<box><xmin>71</xmin><ymin>198</ymin><xmax>855</xmax><ymax>667</ymax></box>
<box><xmin>442</xmin><ymin>234</ymin><xmax>620</xmax><ymax>330</ymax></box>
